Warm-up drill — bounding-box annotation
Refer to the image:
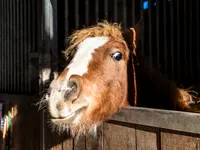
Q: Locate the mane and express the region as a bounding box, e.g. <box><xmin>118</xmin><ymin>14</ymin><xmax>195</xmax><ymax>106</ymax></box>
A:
<box><xmin>63</xmin><ymin>21</ymin><xmax>123</xmax><ymax>61</ymax></box>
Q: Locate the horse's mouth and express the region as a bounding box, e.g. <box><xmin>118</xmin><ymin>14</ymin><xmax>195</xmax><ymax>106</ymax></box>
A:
<box><xmin>51</xmin><ymin>107</ymin><xmax>87</xmax><ymax>124</ymax></box>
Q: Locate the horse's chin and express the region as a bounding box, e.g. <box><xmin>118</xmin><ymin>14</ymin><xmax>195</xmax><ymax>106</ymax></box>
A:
<box><xmin>50</xmin><ymin>106</ymin><xmax>87</xmax><ymax>125</ymax></box>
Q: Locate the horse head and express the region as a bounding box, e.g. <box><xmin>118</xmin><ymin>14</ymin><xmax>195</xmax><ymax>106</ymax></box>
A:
<box><xmin>41</xmin><ymin>21</ymin><xmax>138</xmax><ymax>136</ymax></box>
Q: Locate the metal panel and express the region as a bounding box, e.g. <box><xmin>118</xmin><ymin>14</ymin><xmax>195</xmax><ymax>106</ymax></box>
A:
<box><xmin>0</xmin><ymin>0</ymin><xmax>40</xmax><ymax>94</ymax></box>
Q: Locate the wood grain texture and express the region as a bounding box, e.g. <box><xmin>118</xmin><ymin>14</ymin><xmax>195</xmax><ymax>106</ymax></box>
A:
<box><xmin>103</xmin><ymin>122</ymin><xmax>136</xmax><ymax>150</ymax></box>
<box><xmin>136</xmin><ymin>125</ymin><xmax>160</xmax><ymax>150</ymax></box>
<box><xmin>161</xmin><ymin>129</ymin><xmax>200</xmax><ymax>150</ymax></box>
<box><xmin>74</xmin><ymin>135</ymin><xmax>86</xmax><ymax>150</ymax></box>
<box><xmin>86</xmin><ymin>125</ymin><xmax>103</xmax><ymax>150</ymax></box>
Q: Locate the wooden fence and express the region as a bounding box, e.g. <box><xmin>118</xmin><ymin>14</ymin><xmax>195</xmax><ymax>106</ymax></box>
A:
<box><xmin>44</xmin><ymin>107</ymin><xmax>200</xmax><ymax>150</ymax></box>
<box><xmin>1</xmin><ymin>95</ymin><xmax>200</xmax><ymax>150</ymax></box>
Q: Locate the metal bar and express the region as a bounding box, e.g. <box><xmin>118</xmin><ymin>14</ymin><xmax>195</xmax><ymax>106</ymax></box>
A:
<box><xmin>10</xmin><ymin>0</ymin><xmax>13</xmax><ymax>92</ymax></box>
<box><xmin>95</xmin><ymin>0</ymin><xmax>99</xmax><ymax>22</ymax></box>
<box><xmin>8</xmin><ymin>0</ymin><xmax>11</xmax><ymax>92</ymax></box>
<box><xmin>39</xmin><ymin>0</ymin><xmax>45</xmax><ymax>149</ymax></box>
<box><xmin>24</xmin><ymin>0</ymin><xmax>27</xmax><ymax>92</ymax></box>
<box><xmin>163</xmin><ymin>0</ymin><xmax>167</xmax><ymax>72</ymax></box>
<box><xmin>176</xmin><ymin>0</ymin><xmax>180</xmax><ymax>80</ymax></box>
<box><xmin>65</xmin><ymin>0</ymin><xmax>69</xmax><ymax>37</ymax></box>
<box><xmin>3</xmin><ymin>0</ymin><xmax>5</xmax><ymax>92</ymax></box>
<box><xmin>20</xmin><ymin>0</ymin><xmax>24</xmax><ymax>93</ymax></box>
<box><xmin>13</xmin><ymin>0</ymin><xmax>16</xmax><ymax>93</ymax></box>
<box><xmin>114</xmin><ymin>0</ymin><xmax>118</xmax><ymax>22</ymax></box>
<box><xmin>85</xmin><ymin>0</ymin><xmax>89</xmax><ymax>25</ymax></box>
<box><xmin>7</xmin><ymin>0</ymin><xmax>10</xmax><ymax>92</ymax></box>
<box><xmin>122</xmin><ymin>0</ymin><xmax>127</xmax><ymax>29</ymax></box>
<box><xmin>148</xmin><ymin>0</ymin><xmax>152</xmax><ymax>67</ymax></box>
<box><xmin>75</xmin><ymin>0</ymin><xmax>79</xmax><ymax>29</ymax></box>
<box><xmin>189</xmin><ymin>0</ymin><xmax>193</xmax><ymax>78</ymax></box>
<box><xmin>156</xmin><ymin>0</ymin><xmax>160</xmax><ymax>66</ymax></box>
<box><xmin>111</xmin><ymin>107</ymin><xmax>200</xmax><ymax>135</ymax></box>
<box><xmin>28</xmin><ymin>0</ymin><xmax>32</xmax><ymax>92</ymax></box>
<box><xmin>131</xmin><ymin>0</ymin><xmax>135</xmax><ymax>26</ymax></box>
<box><xmin>0</xmin><ymin>0</ymin><xmax>2</xmax><ymax>92</ymax></box>
<box><xmin>140</xmin><ymin>0</ymin><xmax>144</xmax><ymax>55</ymax></box>
<box><xmin>32</xmin><ymin>0</ymin><xmax>36</xmax><ymax>90</ymax></box>
<box><xmin>16</xmin><ymin>0</ymin><xmax>20</xmax><ymax>92</ymax></box>
<box><xmin>197</xmin><ymin>0</ymin><xmax>200</xmax><ymax>80</ymax></box>
<box><xmin>104</xmin><ymin>0</ymin><xmax>108</xmax><ymax>20</ymax></box>
<box><xmin>183</xmin><ymin>0</ymin><xmax>187</xmax><ymax>79</ymax></box>
<box><xmin>5</xmin><ymin>0</ymin><xmax>8</xmax><ymax>92</ymax></box>
<box><xmin>170</xmin><ymin>0</ymin><xmax>174</xmax><ymax>78</ymax></box>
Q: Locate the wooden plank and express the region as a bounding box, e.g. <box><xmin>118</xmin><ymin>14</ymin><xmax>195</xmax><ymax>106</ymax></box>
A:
<box><xmin>86</xmin><ymin>124</ymin><xmax>103</xmax><ymax>150</ymax></box>
<box><xmin>136</xmin><ymin>125</ymin><xmax>160</xmax><ymax>150</ymax></box>
<box><xmin>62</xmin><ymin>135</ymin><xmax>73</xmax><ymax>150</ymax></box>
<box><xmin>44</xmin><ymin>112</ymin><xmax>73</xmax><ymax>150</ymax></box>
<box><xmin>103</xmin><ymin>121</ymin><xmax>136</xmax><ymax>150</ymax></box>
<box><xmin>74</xmin><ymin>135</ymin><xmax>86</xmax><ymax>150</ymax></box>
<box><xmin>110</xmin><ymin>107</ymin><xmax>200</xmax><ymax>134</ymax></box>
<box><xmin>161</xmin><ymin>129</ymin><xmax>200</xmax><ymax>150</ymax></box>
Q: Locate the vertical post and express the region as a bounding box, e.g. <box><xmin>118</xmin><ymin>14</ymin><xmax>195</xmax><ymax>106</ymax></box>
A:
<box><xmin>65</xmin><ymin>0</ymin><xmax>69</xmax><ymax>38</ymax></box>
<box><xmin>114</xmin><ymin>0</ymin><xmax>118</xmax><ymax>22</ymax></box>
<box><xmin>75</xmin><ymin>0</ymin><xmax>79</xmax><ymax>29</ymax></box>
<box><xmin>13</xmin><ymin>0</ymin><xmax>16</xmax><ymax>92</ymax></box>
<box><xmin>140</xmin><ymin>0</ymin><xmax>144</xmax><ymax>55</ymax></box>
<box><xmin>122</xmin><ymin>0</ymin><xmax>127</xmax><ymax>29</ymax></box>
<box><xmin>41</xmin><ymin>0</ymin><xmax>58</xmax><ymax>149</ymax></box>
<box><xmin>183</xmin><ymin>0</ymin><xmax>187</xmax><ymax>79</ymax></box>
<box><xmin>148</xmin><ymin>0</ymin><xmax>152</xmax><ymax>67</ymax></box>
<box><xmin>163</xmin><ymin>0</ymin><xmax>167</xmax><ymax>73</ymax></box>
<box><xmin>131</xmin><ymin>0</ymin><xmax>135</xmax><ymax>26</ymax></box>
<box><xmin>7</xmin><ymin>0</ymin><xmax>10</xmax><ymax>92</ymax></box>
<box><xmin>4</xmin><ymin>0</ymin><xmax>7</xmax><ymax>92</ymax></box>
<box><xmin>20</xmin><ymin>0</ymin><xmax>24</xmax><ymax>93</ymax></box>
<box><xmin>189</xmin><ymin>0</ymin><xmax>193</xmax><ymax>78</ymax></box>
<box><xmin>85</xmin><ymin>0</ymin><xmax>89</xmax><ymax>25</ymax></box>
<box><xmin>16</xmin><ymin>0</ymin><xmax>20</xmax><ymax>92</ymax></box>
<box><xmin>156</xmin><ymin>0</ymin><xmax>160</xmax><ymax>66</ymax></box>
<box><xmin>176</xmin><ymin>0</ymin><xmax>180</xmax><ymax>79</ymax></box>
<box><xmin>0</xmin><ymin>1</ymin><xmax>1</xmax><ymax>85</ymax></box>
<box><xmin>27</xmin><ymin>0</ymin><xmax>31</xmax><ymax>92</ymax></box>
<box><xmin>104</xmin><ymin>0</ymin><xmax>108</xmax><ymax>20</ymax></box>
<box><xmin>197</xmin><ymin>0</ymin><xmax>200</xmax><ymax>82</ymax></box>
<box><xmin>170</xmin><ymin>0</ymin><xmax>174</xmax><ymax>78</ymax></box>
<box><xmin>23</xmin><ymin>0</ymin><xmax>27</xmax><ymax>93</ymax></box>
<box><xmin>10</xmin><ymin>0</ymin><xmax>13</xmax><ymax>92</ymax></box>
<box><xmin>95</xmin><ymin>0</ymin><xmax>99</xmax><ymax>22</ymax></box>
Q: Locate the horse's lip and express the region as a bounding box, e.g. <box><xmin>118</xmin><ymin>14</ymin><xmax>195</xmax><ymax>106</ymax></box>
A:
<box><xmin>51</xmin><ymin>107</ymin><xmax>86</xmax><ymax>124</ymax></box>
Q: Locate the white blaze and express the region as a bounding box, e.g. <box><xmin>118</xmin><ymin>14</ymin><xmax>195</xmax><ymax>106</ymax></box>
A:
<box><xmin>49</xmin><ymin>37</ymin><xmax>109</xmax><ymax>118</ymax></box>
<box><xmin>66</xmin><ymin>36</ymin><xmax>109</xmax><ymax>80</ymax></box>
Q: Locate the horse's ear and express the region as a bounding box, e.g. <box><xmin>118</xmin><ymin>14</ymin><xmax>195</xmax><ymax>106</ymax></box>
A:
<box><xmin>134</xmin><ymin>17</ymin><xmax>144</xmax><ymax>49</ymax></box>
<box><xmin>123</xmin><ymin>17</ymin><xmax>144</xmax><ymax>55</ymax></box>
<box><xmin>123</xmin><ymin>27</ymin><xmax>137</xmax><ymax>53</ymax></box>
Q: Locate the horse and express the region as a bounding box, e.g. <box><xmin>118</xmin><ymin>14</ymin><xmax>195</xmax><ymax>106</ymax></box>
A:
<box><xmin>39</xmin><ymin>21</ymin><xmax>200</xmax><ymax>136</ymax></box>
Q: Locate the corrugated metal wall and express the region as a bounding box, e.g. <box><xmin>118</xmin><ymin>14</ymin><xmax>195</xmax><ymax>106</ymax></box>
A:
<box><xmin>59</xmin><ymin>0</ymin><xmax>200</xmax><ymax>87</ymax></box>
<box><xmin>0</xmin><ymin>0</ymin><xmax>42</xmax><ymax>94</ymax></box>
<box><xmin>142</xmin><ymin>0</ymin><xmax>200</xmax><ymax>87</ymax></box>
<box><xmin>0</xmin><ymin>0</ymin><xmax>199</xmax><ymax>94</ymax></box>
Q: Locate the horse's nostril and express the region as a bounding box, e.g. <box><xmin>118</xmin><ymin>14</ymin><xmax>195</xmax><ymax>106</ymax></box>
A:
<box><xmin>64</xmin><ymin>78</ymin><xmax>80</xmax><ymax>102</ymax></box>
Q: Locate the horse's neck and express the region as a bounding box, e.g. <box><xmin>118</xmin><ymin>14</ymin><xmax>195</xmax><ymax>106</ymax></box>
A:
<box><xmin>135</xmin><ymin>55</ymin><xmax>186</xmax><ymax>110</ymax></box>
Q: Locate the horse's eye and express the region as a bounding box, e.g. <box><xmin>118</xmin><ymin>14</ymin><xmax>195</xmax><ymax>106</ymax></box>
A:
<box><xmin>111</xmin><ymin>51</ymin><xmax>122</xmax><ymax>61</ymax></box>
